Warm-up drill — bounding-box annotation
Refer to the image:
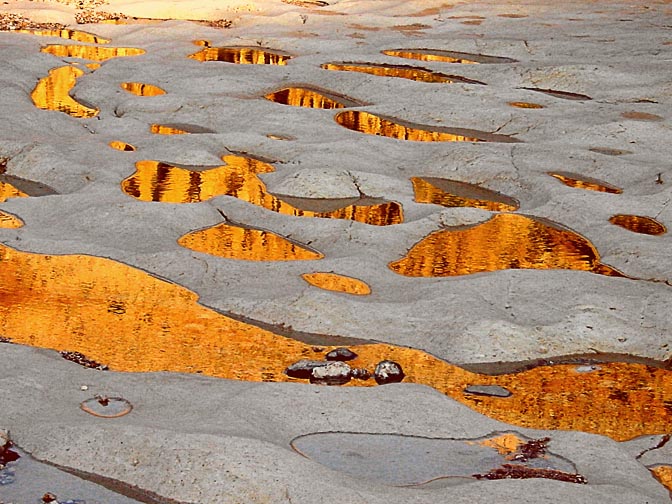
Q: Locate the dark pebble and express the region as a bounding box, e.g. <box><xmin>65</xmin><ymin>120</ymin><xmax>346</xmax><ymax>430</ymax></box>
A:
<box><xmin>351</xmin><ymin>368</ymin><xmax>371</xmax><ymax>380</ymax></box>
<box><xmin>325</xmin><ymin>347</ymin><xmax>357</xmax><ymax>361</ymax></box>
<box><xmin>285</xmin><ymin>359</ymin><xmax>328</xmax><ymax>379</ymax></box>
<box><xmin>374</xmin><ymin>360</ymin><xmax>405</xmax><ymax>385</ymax></box>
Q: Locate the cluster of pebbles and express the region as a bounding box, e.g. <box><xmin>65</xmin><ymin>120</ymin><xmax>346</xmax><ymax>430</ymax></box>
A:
<box><xmin>0</xmin><ymin>13</ymin><xmax>63</xmax><ymax>30</ymax></box>
<box><xmin>285</xmin><ymin>347</ymin><xmax>405</xmax><ymax>386</ymax></box>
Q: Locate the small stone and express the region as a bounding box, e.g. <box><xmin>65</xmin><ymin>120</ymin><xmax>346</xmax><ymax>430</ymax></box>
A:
<box><xmin>80</xmin><ymin>385</ymin><xmax>88</xmax><ymax>391</ymax></box>
<box><xmin>41</xmin><ymin>493</ymin><xmax>58</xmax><ymax>503</ymax></box>
<box><xmin>310</xmin><ymin>362</ymin><xmax>352</xmax><ymax>385</ymax></box>
<box><xmin>325</xmin><ymin>347</ymin><xmax>357</xmax><ymax>361</ymax></box>
<box><xmin>284</xmin><ymin>359</ymin><xmax>328</xmax><ymax>379</ymax></box>
<box><xmin>464</xmin><ymin>385</ymin><xmax>512</xmax><ymax>398</ymax></box>
<box><xmin>374</xmin><ymin>360</ymin><xmax>404</xmax><ymax>385</ymax></box>
<box><xmin>351</xmin><ymin>368</ymin><xmax>371</xmax><ymax>380</ymax></box>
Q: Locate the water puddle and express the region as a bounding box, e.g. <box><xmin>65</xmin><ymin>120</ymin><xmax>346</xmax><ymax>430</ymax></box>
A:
<box><xmin>177</xmin><ymin>221</ymin><xmax>324</xmax><ymax>261</ymax></box>
<box><xmin>0</xmin><ymin>243</ymin><xmax>669</xmax><ymax>440</ymax></box>
<box><xmin>109</xmin><ymin>141</ymin><xmax>136</xmax><ymax>152</ymax></box>
<box><xmin>609</xmin><ymin>214</ymin><xmax>666</xmax><ymax>235</ymax></box>
<box><xmin>149</xmin><ymin>124</ymin><xmax>215</xmax><ymax>134</ymax></box>
<box><xmin>321</xmin><ymin>62</ymin><xmax>485</xmax><ymax>84</ymax></box>
<box><xmin>40</xmin><ymin>44</ymin><xmax>145</xmax><ymax>62</ymax></box>
<box><xmin>335</xmin><ymin>110</ymin><xmax>520</xmax><ymax>143</ymax></box>
<box><xmin>651</xmin><ymin>465</ymin><xmax>672</xmax><ymax>496</ymax></box>
<box><xmin>508</xmin><ymin>101</ymin><xmax>544</xmax><ymax>109</ymax></box>
<box><xmin>621</xmin><ymin>111</ymin><xmax>663</xmax><ymax>121</ymax></box>
<box><xmin>412</xmin><ymin>176</ymin><xmax>519</xmax><ymax>211</ymax></box>
<box><xmin>519</xmin><ymin>87</ymin><xmax>592</xmax><ymax>101</ymax></box>
<box><xmin>120</xmin><ymin>82</ymin><xmax>166</xmax><ymax>96</ymax></box>
<box><xmin>388</xmin><ymin>213</ymin><xmax>623</xmax><ymax>277</ymax></box>
<box><xmin>549</xmin><ymin>171</ymin><xmax>622</xmax><ymax>194</ymax></box>
<box><xmin>31</xmin><ymin>66</ymin><xmax>99</xmax><ymax>118</ymax></box>
<box><xmin>382</xmin><ymin>49</ymin><xmax>517</xmax><ymax>64</ymax></box>
<box><xmin>301</xmin><ymin>272</ymin><xmax>371</xmax><ymax>295</ymax></box>
<box><xmin>121</xmin><ymin>155</ymin><xmax>403</xmax><ymax>225</ymax></box>
<box><xmin>291</xmin><ymin>431</ymin><xmax>581</xmax><ymax>486</ymax></box>
<box><xmin>14</xmin><ymin>29</ymin><xmax>110</xmax><ymax>44</ymax></box>
<box><xmin>0</xmin><ymin>181</ymin><xmax>28</xmax><ymax>202</ymax></box>
<box><xmin>589</xmin><ymin>147</ymin><xmax>632</xmax><ymax>156</ymax></box>
<box><xmin>188</xmin><ymin>42</ymin><xmax>291</xmax><ymax>64</ymax></box>
<box><xmin>264</xmin><ymin>86</ymin><xmax>364</xmax><ymax>109</ymax></box>
<box><xmin>0</xmin><ymin>211</ymin><xmax>23</xmax><ymax>228</ymax></box>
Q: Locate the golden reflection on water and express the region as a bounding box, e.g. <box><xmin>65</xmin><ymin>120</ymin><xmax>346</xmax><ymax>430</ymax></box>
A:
<box><xmin>475</xmin><ymin>433</ymin><xmax>526</xmax><ymax>455</ymax></box>
<box><xmin>389</xmin><ymin>213</ymin><xmax>623</xmax><ymax>277</ymax></box>
<box><xmin>0</xmin><ymin>181</ymin><xmax>28</xmax><ymax>202</ymax></box>
<box><xmin>30</xmin><ymin>66</ymin><xmax>99</xmax><ymax>118</ymax></box>
<box><xmin>508</xmin><ymin>101</ymin><xmax>544</xmax><ymax>109</ymax></box>
<box><xmin>335</xmin><ymin>110</ymin><xmax>519</xmax><ymax>143</ymax></box>
<box><xmin>178</xmin><ymin>222</ymin><xmax>323</xmax><ymax>261</ymax></box>
<box><xmin>382</xmin><ymin>49</ymin><xmax>518</xmax><ymax>64</ymax></box>
<box><xmin>321</xmin><ymin>62</ymin><xmax>481</xmax><ymax>84</ymax></box>
<box><xmin>41</xmin><ymin>44</ymin><xmax>145</xmax><ymax>61</ymax></box>
<box><xmin>121</xmin><ymin>82</ymin><xmax>166</xmax><ymax>96</ymax></box>
<box><xmin>121</xmin><ymin>155</ymin><xmax>403</xmax><ymax>226</ymax></box>
<box><xmin>15</xmin><ymin>29</ymin><xmax>110</xmax><ymax>44</ymax></box>
<box><xmin>149</xmin><ymin>124</ymin><xmax>190</xmax><ymax>135</ymax></box>
<box><xmin>189</xmin><ymin>46</ymin><xmax>290</xmax><ymax>65</ymax></box>
<box><xmin>609</xmin><ymin>214</ymin><xmax>667</xmax><ymax>236</ymax></box>
<box><xmin>265</xmin><ymin>87</ymin><xmax>361</xmax><ymax>109</ymax></box>
<box><xmin>412</xmin><ymin>177</ymin><xmax>519</xmax><ymax>212</ymax></box>
<box><xmin>0</xmin><ymin>211</ymin><xmax>23</xmax><ymax>228</ymax></box>
<box><xmin>651</xmin><ymin>465</ymin><xmax>672</xmax><ymax>496</ymax></box>
<box><xmin>549</xmin><ymin>172</ymin><xmax>623</xmax><ymax>194</ymax></box>
<box><xmin>301</xmin><ymin>272</ymin><xmax>371</xmax><ymax>295</ymax></box>
<box><xmin>0</xmin><ymin>243</ymin><xmax>670</xmax><ymax>440</ymax></box>
<box><xmin>109</xmin><ymin>141</ymin><xmax>136</xmax><ymax>152</ymax></box>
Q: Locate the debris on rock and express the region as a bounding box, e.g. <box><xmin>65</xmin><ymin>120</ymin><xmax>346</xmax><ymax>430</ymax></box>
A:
<box><xmin>60</xmin><ymin>351</ymin><xmax>108</xmax><ymax>370</ymax></box>
<box><xmin>374</xmin><ymin>360</ymin><xmax>405</xmax><ymax>385</ymax></box>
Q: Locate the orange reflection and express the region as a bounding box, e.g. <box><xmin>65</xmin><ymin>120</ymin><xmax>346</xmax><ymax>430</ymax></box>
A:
<box><xmin>121</xmin><ymin>155</ymin><xmax>403</xmax><ymax>226</ymax></box>
<box><xmin>264</xmin><ymin>86</ymin><xmax>362</xmax><ymax>109</ymax></box>
<box><xmin>301</xmin><ymin>272</ymin><xmax>371</xmax><ymax>295</ymax></box>
<box><xmin>476</xmin><ymin>433</ymin><xmax>525</xmax><ymax>455</ymax></box>
<box><xmin>0</xmin><ymin>242</ymin><xmax>670</xmax><ymax>440</ymax></box>
<box><xmin>149</xmin><ymin>124</ymin><xmax>189</xmax><ymax>135</ymax></box>
<box><xmin>335</xmin><ymin>110</ymin><xmax>519</xmax><ymax>143</ymax></box>
<box><xmin>15</xmin><ymin>29</ymin><xmax>110</xmax><ymax>44</ymax></box>
<box><xmin>508</xmin><ymin>101</ymin><xmax>544</xmax><ymax>109</ymax></box>
<box><xmin>30</xmin><ymin>66</ymin><xmax>99</xmax><ymax>118</ymax></box>
<box><xmin>0</xmin><ymin>210</ymin><xmax>23</xmax><ymax>228</ymax></box>
<box><xmin>188</xmin><ymin>46</ymin><xmax>290</xmax><ymax>65</ymax></box>
<box><xmin>382</xmin><ymin>49</ymin><xmax>517</xmax><ymax>64</ymax></box>
<box><xmin>412</xmin><ymin>177</ymin><xmax>519</xmax><ymax>212</ymax></box>
<box><xmin>0</xmin><ymin>181</ymin><xmax>28</xmax><ymax>202</ymax></box>
<box><xmin>178</xmin><ymin>222</ymin><xmax>323</xmax><ymax>261</ymax></box>
<box><xmin>109</xmin><ymin>141</ymin><xmax>136</xmax><ymax>152</ymax></box>
<box><xmin>609</xmin><ymin>214</ymin><xmax>666</xmax><ymax>235</ymax></box>
<box><xmin>389</xmin><ymin>213</ymin><xmax>622</xmax><ymax>277</ymax></box>
<box><xmin>121</xmin><ymin>82</ymin><xmax>166</xmax><ymax>96</ymax></box>
<box><xmin>549</xmin><ymin>172</ymin><xmax>622</xmax><ymax>194</ymax></box>
<box><xmin>651</xmin><ymin>465</ymin><xmax>672</xmax><ymax>496</ymax></box>
<box><xmin>40</xmin><ymin>45</ymin><xmax>145</xmax><ymax>61</ymax></box>
<box><xmin>321</xmin><ymin>62</ymin><xmax>483</xmax><ymax>84</ymax></box>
